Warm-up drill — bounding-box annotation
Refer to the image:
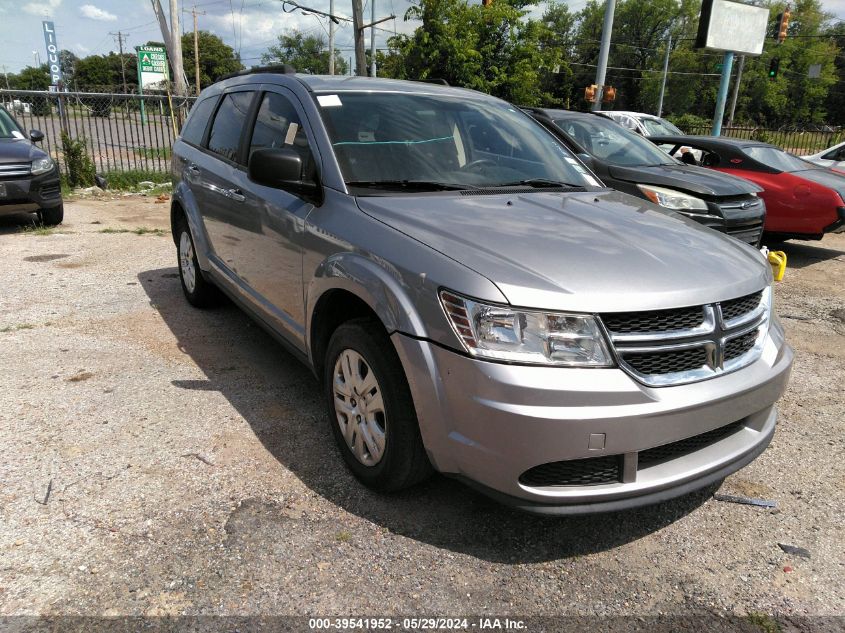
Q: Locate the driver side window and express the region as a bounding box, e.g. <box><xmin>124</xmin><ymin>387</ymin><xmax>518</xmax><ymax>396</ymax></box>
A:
<box><xmin>249</xmin><ymin>92</ymin><xmax>316</xmax><ymax>182</ymax></box>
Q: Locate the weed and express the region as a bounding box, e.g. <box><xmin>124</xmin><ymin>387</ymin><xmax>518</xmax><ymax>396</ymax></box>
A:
<box><xmin>746</xmin><ymin>612</ymin><xmax>781</xmax><ymax>633</ymax></box>
<box><xmin>100</xmin><ymin>170</ymin><xmax>170</xmax><ymax>191</ymax></box>
<box><xmin>98</xmin><ymin>227</ymin><xmax>166</xmax><ymax>236</ymax></box>
<box><xmin>336</xmin><ymin>531</ymin><xmax>351</xmax><ymax>543</ymax></box>
<box><xmin>60</xmin><ymin>132</ymin><xmax>96</xmax><ymax>187</ymax></box>
<box><xmin>0</xmin><ymin>323</ymin><xmax>36</xmax><ymax>333</ymax></box>
<box><xmin>20</xmin><ymin>223</ymin><xmax>56</xmax><ymax>236</ymax></box>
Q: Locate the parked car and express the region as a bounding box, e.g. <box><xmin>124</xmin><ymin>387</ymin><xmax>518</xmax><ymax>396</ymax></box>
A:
<box><xmin>652</xmin><ymin>135</ymin><xmax>845</xmax><ymax>241</ymax></box>
<box><xmin>595</xmin><ymin>110</ymin><xmax>684</xmax><ymax>137</ymax></box>
<box><xmin>0</xmin><ymin>105</ymin><xmax>63</xmax><ymax>225</ymax></box>
<box><xmin>525</xmin><ymin>108</ymin><xmax>766</xmax><ymax>246</ymax></box>
<box><xmin>171</xmin><ymin>71</ymin><xmax>792</xmax><ymax>514</ymax></box>
<box><xmin>804</xmin><ymin>140</ymin><xmax>845</xmax><ymax>173</ymax></box>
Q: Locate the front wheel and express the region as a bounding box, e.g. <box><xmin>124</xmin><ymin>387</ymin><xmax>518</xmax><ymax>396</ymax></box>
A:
<box><xmin>324</xmin><ymin>319</ymin><xmax>432</xmax><ymax>492</ymax></box>
<box><xmin>38</xmin><ymin>204</ymin><xmax>63</xmax><ymax>226</ymax></box>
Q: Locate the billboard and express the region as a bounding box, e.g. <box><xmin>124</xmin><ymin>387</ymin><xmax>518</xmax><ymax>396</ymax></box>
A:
<box><xmin>137</xmin><ymin>45</ymin><xmax>169</xmax><ymax>89</ymax></box>
<box><xmin>696</xmin><ymin>0</ymin><xmax>770</xmax><ymax>56</ymax></box>
<box><xmin>42</xmin><ymin>21</ymin><xmax>62</xmax><ymax>86</ymax></box>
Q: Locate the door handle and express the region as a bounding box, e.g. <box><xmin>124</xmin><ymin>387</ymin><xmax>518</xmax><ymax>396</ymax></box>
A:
<box><xmin>186</xmin><ymin>164</ymin><xmax>200</xmax><ymax>174</ymax></box>
<box><xmin>227</xmin><ymin>188</ymin><xmax>245</xmax><ymax>202</ymax></box>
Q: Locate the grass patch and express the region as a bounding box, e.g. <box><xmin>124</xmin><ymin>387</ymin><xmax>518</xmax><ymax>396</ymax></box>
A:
<box><xmin>134</xmin><ymin>147</ymin><xmax>172</xmax><ymax>160</ymax></box>
<box><xmin>20</xmin><ymin>223</ymin><xmax>57</xmax><ymax>236</ymax></box>
<box><xmin>746</xmin><ymin>612</ymin><xmax>781</xmax><ymax>633</ymax></box>
<box><xmin>100</xmin><ymin>169</ymin><xmax>171</xmax><ymax>191</ymax></box>
<box><xmin>335</xmin><ymin>531</ymin><xmax>351</xmax><ymax>543</ymax></box>
<box><xmin>99</xmin><ymin>227</ymin><xmax>166</xmax><ymax>236</ymax></box>
<box><xmin>0</xmin><ymin>323</ymin><xmax>36</xmax><ymax>333</ymax></box>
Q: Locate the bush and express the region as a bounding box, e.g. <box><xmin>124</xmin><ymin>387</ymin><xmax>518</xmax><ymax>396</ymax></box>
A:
<box><xmin>60</xmin><ymin>132</ymin><xmax>96</xmax><ymax>187</ymax></box>
<box><xmin>100</xmin><ymin>169</ymin><xmax>170</xmax><ymax>190</ymax></box>
<box><xmin>666</xmin><ymin>113</ymin><xmax>710</xmax><ymax>134</ymax></box>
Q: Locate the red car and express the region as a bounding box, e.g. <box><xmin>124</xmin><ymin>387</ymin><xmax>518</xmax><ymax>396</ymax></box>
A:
<box><xmin>652</xmin><ymin>136</ymin><xmax>845</xmax><ymax>241</ymax></box>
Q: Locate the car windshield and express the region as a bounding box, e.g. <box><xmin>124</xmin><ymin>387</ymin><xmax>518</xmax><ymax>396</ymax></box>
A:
<box><xmin>743</xmin><ymin>146</ymin><xmax>813</xmax><ymax>172</ymax></box>
<box><xmin>552</xmin><ymin>115</ymin><xmax>677</xmax><ymax>167</ymax></box>
<box><xmin>0</xmin><ymin>108</ymin><xmax>24</xmax><ymax>139</ymax></box>
<box><xmin>315</xmin><ymin>92</ymin><xmax>595</xmax><ymax>190</ymax></box>
<box><xmin>641</xmin><ymin>118</ymin><xmax>683</xmax><ymax>136</ymax></box>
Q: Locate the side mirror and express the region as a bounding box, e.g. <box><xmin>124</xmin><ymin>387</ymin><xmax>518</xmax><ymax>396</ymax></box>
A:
<box><xmin>577</xmin><ymin>153</ymin><xmax>595</xmax><ymax>171</ymax></box>
<box><xmin>29</xmin><ymin>130</ymin><xmax>44</xmax><ymax>143</ymax></box>
<box><xmin>248</xmin><ymin>147</ymin><xmax>319</xmax><ymax>198</ymax></box>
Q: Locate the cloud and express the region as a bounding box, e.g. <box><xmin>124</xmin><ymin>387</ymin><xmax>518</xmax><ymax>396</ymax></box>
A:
<box><xmin>80</xmin><ymin>4</ymin><xmax>117</xmax><ymax>21</ymax></box>
<box><xmin>22</xmin><ymin>0</ymin><xmax>61</xmax><ymax>16</ymax></box>
<box><xmin>74</xmin><ymin>43</ymin><xmax>91</xmax><ymax>55</ymax></box>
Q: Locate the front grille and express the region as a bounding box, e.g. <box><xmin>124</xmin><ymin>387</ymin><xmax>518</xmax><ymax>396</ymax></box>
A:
<box><xmin>638</xmin><ymin>421</ymin><xmax>745</xmax><ymax>467</ymax></box>
<box><xmin>725</xmin><ymin>330</ymin><xmax>759</xmax><ymax>361</ymax></box>
<box><xmin>726</xmin><ymin>222</ymin><xmax>764</xmax><ymax>246</ymax></box>
<box><xmin>600</xmin><ymin>289</ymin><xmax>768</xmax><ymax>386</ymax></box>
<box><xmin>720</xmin><ymin>292</ymin><xmax>762</xmax><ymax>322</ymax></box>
<box><xmin>601</xmin><ymin>306</ymin><xmax>703</xmax><ymax>335</ymax></box>
<box><xmin>519</xmin><ymin>454</ymin><xmax>621</xmax><ymax>487</ymax></box>
<box><xmin>623</xmin><ymin>347</ymin><xmax>708</xmax><ymax>375</ymax></box>
<box><xmin>0</xmin><ymin>163</ymin><xmax>30</xmax><ymax>179</ymax></box>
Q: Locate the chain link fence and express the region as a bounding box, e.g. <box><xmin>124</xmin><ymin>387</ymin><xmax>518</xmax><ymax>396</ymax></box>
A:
<box><xmin>0</xmin><ymin>89</ymin><xmax>196</xmax><ymax>175</ymax></box>
<box><xmin>686</xmin><ymin>125</ymin><xmax>842</xmax><ymax>156</ymax></box>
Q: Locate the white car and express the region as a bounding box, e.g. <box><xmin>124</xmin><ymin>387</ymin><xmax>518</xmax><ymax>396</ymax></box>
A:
<box><xmin>804</xmin><ymin>141</ymin><xmax>845</xmax><ymax>171</ymax></box>
<box><xmin>596</xmin><ymin>110</ymin><xmax>684</xmax><ymax>137</ymax></box>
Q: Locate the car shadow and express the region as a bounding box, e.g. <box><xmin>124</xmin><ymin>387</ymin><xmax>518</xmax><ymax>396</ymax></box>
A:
<box><xmin>0</xmin><ymin>212</ymin><xmax>41</xmax><ymax>235</ymax></box>
<box><xmin>140</xmin><ymin>267</ymin><xmax>715</xmax><ymax>564</ymax></box>
<box><xmin>773</xmin><ymin>240</ymin><xmax>845</xmax><ymax>270</ymax></box>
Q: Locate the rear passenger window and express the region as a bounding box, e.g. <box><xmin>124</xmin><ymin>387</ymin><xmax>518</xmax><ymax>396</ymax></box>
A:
<box><xmin>248</xmin><ymin>92</ymin><xmax>316</xmax><ymax>180</ymax></box>
<box><xmin>207</xmin><ymin>91</ymin><xmax>255</xmax><ymax>163</ymax></box>
<box><xmin>180</xmin><ymin>96</ymin><xmax>217</xmax><ymax>146</ymax></box>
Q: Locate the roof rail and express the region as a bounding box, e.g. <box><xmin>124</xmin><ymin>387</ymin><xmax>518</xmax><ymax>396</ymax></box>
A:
<box><xmin>218</xmin><ymin>64</ymin><xmax>296</xmax><ymax>82</ymax></box>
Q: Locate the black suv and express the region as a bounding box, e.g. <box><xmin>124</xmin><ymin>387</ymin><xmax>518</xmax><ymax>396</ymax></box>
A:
<box><xmin>0</xmin><ymin>105</ymin><xmax>63</xmax><ymax>225</ymax></box>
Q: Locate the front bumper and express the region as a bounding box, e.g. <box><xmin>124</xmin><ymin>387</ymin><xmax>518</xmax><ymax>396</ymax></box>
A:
<box><xmin>0</xmin><ymin>168</ymin><xmax>62</xmax><ymax>217</ymax></box>
<box><xmin>392</xmin><ymin>319</ymin><xmax>792</xmax><ymax>514</ymax></box>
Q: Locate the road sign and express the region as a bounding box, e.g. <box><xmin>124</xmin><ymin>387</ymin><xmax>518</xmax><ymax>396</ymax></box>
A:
<box><xmin>137</xmin><ymin>45</ymin><xmax>169</xmax><ymax>89</ymax></box>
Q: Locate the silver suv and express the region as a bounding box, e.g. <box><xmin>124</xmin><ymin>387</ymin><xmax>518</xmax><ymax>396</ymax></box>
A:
<box><xmin>171</xmin><ymin>71</ymin><xmax>793</xmax><ymax>514</ymax></box>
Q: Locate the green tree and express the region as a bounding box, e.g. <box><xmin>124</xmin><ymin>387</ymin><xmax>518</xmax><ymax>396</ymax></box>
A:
<box><xmin>261</xmin><ymin>30</ymin><xmax>347</xmax><ymax>75</ymax></box>
<box><xmin>181</xmin><ymin>30</ymin><xmax>242</xmax><ymax>90</ymax></box>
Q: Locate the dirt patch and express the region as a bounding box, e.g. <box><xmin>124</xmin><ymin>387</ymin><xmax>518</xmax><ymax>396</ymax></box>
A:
<box><xmin>23</xmin><ymin>254</ymin><xmax>69</xmax><ymax>262</ymax></box>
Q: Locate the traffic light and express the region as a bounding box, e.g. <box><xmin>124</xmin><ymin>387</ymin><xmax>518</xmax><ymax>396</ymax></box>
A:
<box><xmin>768</xmin><ymin>57</ymin><xmax>780</xmax><ymax>79</ymax></box>
<box><xmin>602</xmin><ymin>86</ymin><xmax>616</xmax><ymax>102</ymax></box>
<box><xmin>777</xmin><ymin>8</ymin><xmax>791</xmax><ymax>43</ymax></box>
<box><xmin>584</xmin><ymin>84</ymin><xmax>597</xmax><ymax>102</ymax></box>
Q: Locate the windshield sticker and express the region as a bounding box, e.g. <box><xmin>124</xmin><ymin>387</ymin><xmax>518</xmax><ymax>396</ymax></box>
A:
<box><xmin>11</xmin><ymin>130</ymin><xmax>24</xmax><ymax>139</ymax></box>
<box><xmin>317</xmin><ymin>94</ymin><xmax>342</xmax><ymax>107</ymax></box>
<box><xmin>284</xmin><ymin>122</ymin><xmax>299</xmax><ymax>145</ymax></box>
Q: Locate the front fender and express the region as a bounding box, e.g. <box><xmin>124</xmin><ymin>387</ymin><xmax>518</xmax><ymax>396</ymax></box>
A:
<box><xmin>172</xmin><ymin>180</ymin><xmax>212</xmax><ymax>272</ymax></box>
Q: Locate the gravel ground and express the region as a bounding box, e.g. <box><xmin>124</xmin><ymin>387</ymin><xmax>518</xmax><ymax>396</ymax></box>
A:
<box><xmin>0</xmin><ymin>198</ymin><xmax>843</xmax><ymax>630</ymax></box>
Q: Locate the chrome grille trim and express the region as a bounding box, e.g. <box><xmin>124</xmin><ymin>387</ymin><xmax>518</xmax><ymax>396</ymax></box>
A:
<box><xmin>600</xmin><ymin>288</ymin><xmax>771</xmax><ymax>387</ymax></box>
<box><xmin>0</xmin><ymin>163</ymin><xmax>31</xmax><ymax>178</ymax></box>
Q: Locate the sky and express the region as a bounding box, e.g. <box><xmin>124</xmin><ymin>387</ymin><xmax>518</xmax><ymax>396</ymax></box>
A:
<box><xmin>0</xmin><ymin>0</ymin><xmax>844</xmax><ymax>76</ymax></box>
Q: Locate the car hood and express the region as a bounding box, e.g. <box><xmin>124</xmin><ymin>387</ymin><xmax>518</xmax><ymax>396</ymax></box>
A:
<box><xmin>792</xmin><ymin>168</ymin><xmax>845</xmax><ymax>200</ymax></box>
<box><xmin>608</xmin><ymin>163</ymin><xmax>762</xmax><ymax>196</ymax></box>
<box><xmin>356</xmin><ymin>190</ymin><xmax>770</xmax><ymax>313</ymax></box>
<box><xmin>0</xmin><ymin>138</ymin><xmax>45</xmax><ymax>163</ymax></box>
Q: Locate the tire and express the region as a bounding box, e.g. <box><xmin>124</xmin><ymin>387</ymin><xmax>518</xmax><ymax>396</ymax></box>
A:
<box><xmin>174</xmin><ymin>214</ymin><xmax>220</xmax><ymax>308</ymax></box>
<box><xmin>38</xmin><ymin>204</ymin><xmax>63</xmax><ymax>226</ymax></box>
<box><xmin>324</xmin><ymin>318</ymin><xmax>432</xmax><ymax>492</ymax></box>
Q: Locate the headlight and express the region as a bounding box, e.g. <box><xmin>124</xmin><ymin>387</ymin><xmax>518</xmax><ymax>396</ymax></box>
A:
<box><xmin>637</xmin><ymin>184</ymin><xmax>708</xmax><ymax>212</ymax></box>
<box><xmin>31</xmin><ymin>157</ymin><xmax>55</xmax><ymax>175</ymax></box>
<box><xmin>440</xmin><ymin>291</ymin><xmax>614</xmax><ymax>367</ymax></box>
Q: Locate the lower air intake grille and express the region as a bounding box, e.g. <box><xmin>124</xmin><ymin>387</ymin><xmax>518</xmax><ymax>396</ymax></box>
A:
<box><xmin>638</xmin><ymin>421</ymin><xmax>746</xmax><ymax>468</ymax></box>
<box><xmin>519</xmin><ymin>455</ymin><xmax>621</xmax><ymax>487</ymax></box>
<box><xmin>623</xmin><ymin>347</ymin><xmax>708</xmax><ymax>375</ymax></box>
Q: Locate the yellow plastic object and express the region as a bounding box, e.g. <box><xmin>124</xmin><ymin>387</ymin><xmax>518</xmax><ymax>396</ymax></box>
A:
<box><xmin>768</xmin><ymin>250</ymin><xmax>787</xmax><ymax>282</ymax></box>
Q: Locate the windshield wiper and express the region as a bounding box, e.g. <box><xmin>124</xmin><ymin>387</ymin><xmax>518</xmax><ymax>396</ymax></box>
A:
<box><xmin>490</xmin><ymin>178</ymin><xmax>587</xmax><ymax>189</ymax></box>
<box><xmin>346</xmin><ymin>180</ymin><xmax>474</xmax><ymax>191</ymax></box>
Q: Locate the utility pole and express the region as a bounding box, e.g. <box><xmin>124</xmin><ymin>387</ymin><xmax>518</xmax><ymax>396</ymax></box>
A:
<box><xmin>328</xmin><ymin>0</ymin><xmax>335</xmax><ymax>74</ymax></box>
<box><xmin>111</xmin><ymin>31</ymin><xmax>129</xmax><ymax>93</ymax></box>
<box><xmin>148</xmin><ymin>0</ymin><xmax>188</xmax><ymax>95</ymax></box>
<box><xmin>2</xmin><ymin>65</ymin><xmax>10</xmax><ymax>89</ymax></box>
<box><xmin>191</xmin><ymin>6</ymin><xmax>205</xmax><ymax>95</ymax></box>
<box><xmin>592</xmin><ymin>0</ymin><xmax>616</xmax><ymax>111</ymax></box>
<box><xmin>370</xmin><ymin>0</ymin><xmax>376</xmax><ymax>77</ymax></box>
<box><xmin>352</xmin><ymin>0</ymin><xmax>366</xmax><ymax>76</ymax></box>
<box><xmin>726</xmin><ymin>54</ymin><xmax>745</xmax><ymax>128</ymax></box>
<box><xmin>657</xmin><ymin>34</ymin><xmax>671</xmax><ymax>117</ymax></box>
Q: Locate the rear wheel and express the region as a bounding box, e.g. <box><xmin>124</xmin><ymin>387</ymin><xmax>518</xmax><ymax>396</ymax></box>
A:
<box><xmin>324</xmin><ymin>318</ymin><xmax>432</xmax><ymax>492</ymax></box>
<box><xmin>175</xmin><ymin>214</ymin><xmax>219</xmax><ymax>308</ymax></box>
<box><xmin>38</xmin><ymin>204</ymin><xmax>63</xmax><ymax>226</ymax></box>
